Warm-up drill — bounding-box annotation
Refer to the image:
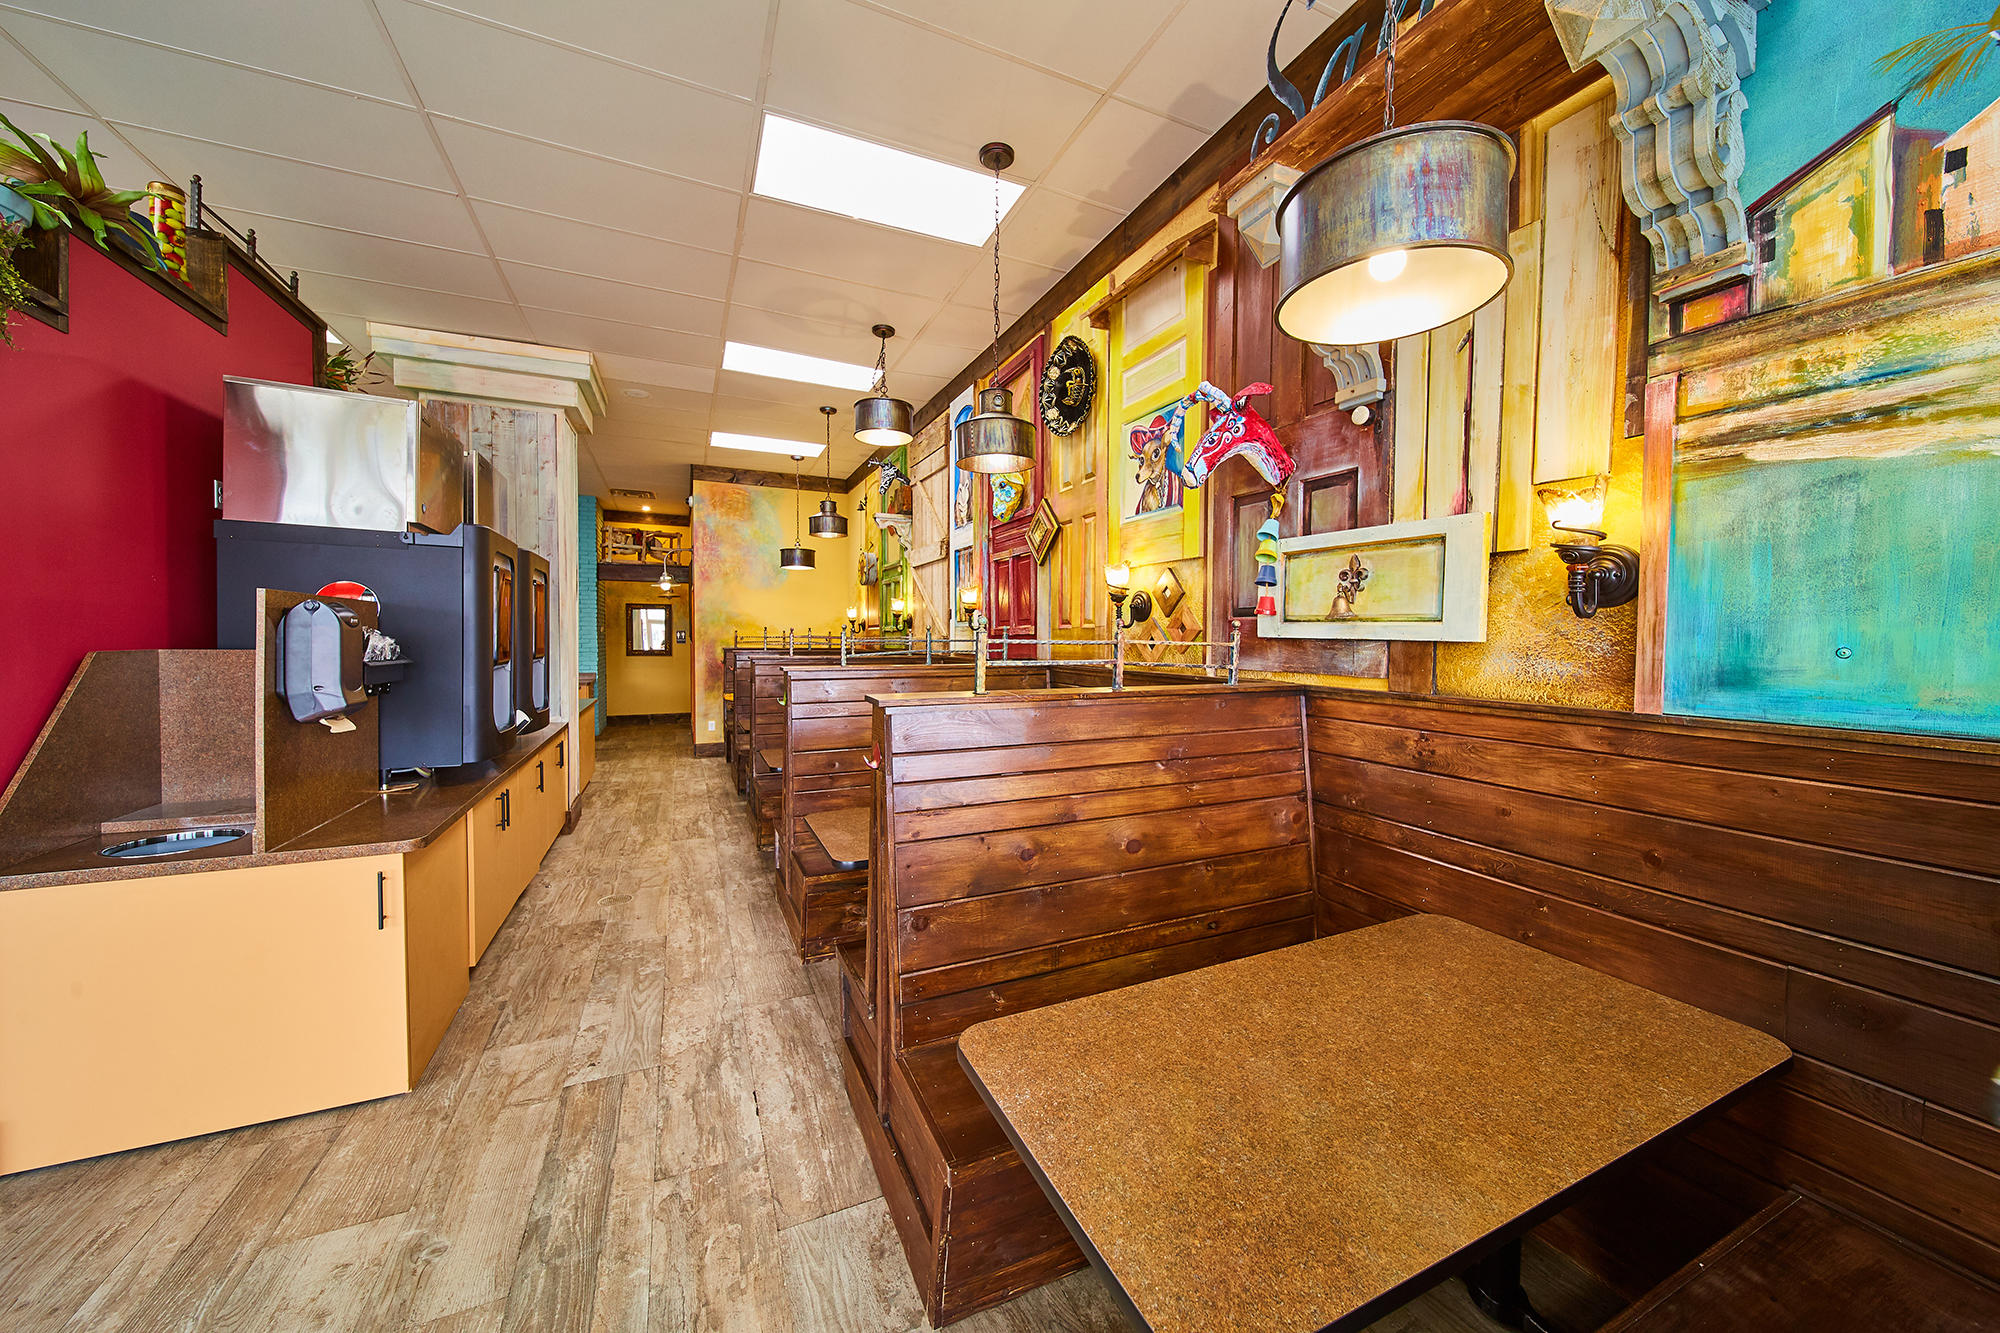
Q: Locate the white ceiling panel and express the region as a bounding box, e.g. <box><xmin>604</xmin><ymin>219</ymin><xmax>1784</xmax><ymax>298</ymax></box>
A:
<box><xmin>419</xmin><ymin>0</ymin><xmax>772</xmax><ymax>100</ymax></box>
<box><xmin>593</xmin><ymin>354</ymin><xmax>717</xmax><ymax>394</ymax></box>
<box><xmin>998</xmin><ymin>186</ymin><xmax>1125</xmax><ymax>274</ymax></box>
<box><xmin>299</xmin><ymin>269</ymin><xmax>534</xmax><ymax>339</ymax></box>
<box><xmin>727</xmin><ymin>260</ymin><xmax>942</xmax><ymax>340</ymax></box>
<box><xmin>1</xmin><ymin>13</ymin><xmax>451</xmax><ymax>185</ymax></box>
<box><xmin>436</xmin><ymin>121</ymin><xmax>741</xmax><ymax>252</ymax></box>
<box><xmin>119</xmin><ymin>128</ymin><xmax>485</xmax><ymax>251</ymax></box>
<box><xmin>522</xmin><ymin>309</ymin><xmax>721</xmax><ymax>366</ymax></box>
<box><xmin>6</xmin><ymin>0</ymin><xmax>414</xmax><ymax>102</ymax></box>
<box><xmin>856</xmin><ymin>0</ymin><xmax>1177</xmax><ymax>92</ymax></box>
<box><xmin>1122</xmin><ymin>0</ymin><xmax>1357</xmax><ymax>131</ymax></box>
<box><xmin>227</xmin><ymin>212</ymin><xmax>509</xmax><ymax>299</ymax></box>
<box><xmin>377</xmin><ymin>0</ymin><xmax>755</xmax><ymax>190</ymax></box>
<box><xmin>0</xmin><ymin>0</ymin><xmax>1306</xmax><ymax>502</ymax></box>
<box><xmin>501</xmin><ymin>263</ymin><xmax>725</xmax><ymax>335</ymax></box>
<box><xmin>765</xmin><ymin>0</ymin><xmax>1099</xmax><ymax>180</ymax></box>
<box><xmin>0</xmin><ymin>29</ymin><xmax>87</xmax><ymax>110</ymax></box>
<box><xmin>471</xmin><ymin>202</ymin><xmax>733</xmax><ymax>297</ymax></box>
<box><xmin>738</xmin><ymin>197</ymin><xmax>976</xmax><ymax>298</ymax></box>
<box><xmin>1041</xmin><ymin>98</ymin><xmax>1212</xmax><ymax>213</ymax></box>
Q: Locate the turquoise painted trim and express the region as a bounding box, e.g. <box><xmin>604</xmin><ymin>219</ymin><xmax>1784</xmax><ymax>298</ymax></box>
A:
<box><xmin>1665</xmin><ymin>450</ymin><xmax>2000</xmax><ymax>740</ymax></box>
<box><xmin>1742</xmin><ymin>0</ymin><xmax>1998</xmax><ymax>206</ymax></box>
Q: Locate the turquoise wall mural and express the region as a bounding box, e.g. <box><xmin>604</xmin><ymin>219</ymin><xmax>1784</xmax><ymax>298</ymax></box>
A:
<box><xmin>1666</xmin><ymin>449</ymin><xmax>2000</xmax><ymax>739</ymax></box>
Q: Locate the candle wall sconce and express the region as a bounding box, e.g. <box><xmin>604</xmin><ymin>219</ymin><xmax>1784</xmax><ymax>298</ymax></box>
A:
<box><xmin>1538</xmin><ymin>476</ymin><xmax>1637</xmax><ymax>619</ymax></box>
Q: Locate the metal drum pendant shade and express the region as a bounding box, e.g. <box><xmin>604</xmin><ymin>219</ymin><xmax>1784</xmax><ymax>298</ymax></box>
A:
<box><xmin>809</xmin><ymin>405</ymin><xmax>847</xmax><ymax>537</ymax></box>
<box><xmin>854</xmin><ymin>324</ymin><xmax>913</xmax><ymax>448</ymax></box>
<box><xmin>1275</xmin><ymin>121</ymin><xmax>1516</xmax><ymax>347</ymax></box>
<box><xmin>779</xmin><ymin>454</ymin><xmax>816</xmax><ymax>570</ymax></box>
<box><xmin>954</xmin><ymin>387</ymin><xmax>1034</xmax><ymax>473</ymax></box>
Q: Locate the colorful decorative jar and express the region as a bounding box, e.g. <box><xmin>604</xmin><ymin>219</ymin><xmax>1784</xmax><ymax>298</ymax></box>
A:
<box><xmin>143</xmin><ymin>180</ymin><xmax>187</xmax><ymax>280</ymax></box>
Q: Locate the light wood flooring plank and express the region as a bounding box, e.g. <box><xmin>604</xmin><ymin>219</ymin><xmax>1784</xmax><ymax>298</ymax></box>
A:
<box><xmin>743</xmin><ymin>996</ymin><xmax>882</xmax><ymax>1229</ymax></box>
<box><xmin>778</xmin><ymin>1197</ymin><xmax>928</xmax><ymax>1333</ymax></box>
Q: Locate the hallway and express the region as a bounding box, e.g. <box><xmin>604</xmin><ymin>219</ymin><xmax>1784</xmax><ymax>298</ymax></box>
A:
<box><xmin>0</xmin><ymin>723</ymin><xmax>1610</xmax><ymax>1333</ymax></box>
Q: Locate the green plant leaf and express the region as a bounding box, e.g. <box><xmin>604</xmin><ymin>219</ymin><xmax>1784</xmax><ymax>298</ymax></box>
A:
<box><xmin>73</xmin><ymin>129</ymin><xmax>106</xmax><ymax>197</ymax></box>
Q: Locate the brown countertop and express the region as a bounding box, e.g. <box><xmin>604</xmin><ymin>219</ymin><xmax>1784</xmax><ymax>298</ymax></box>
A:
<box><xmin>759</xmin><ymin>747</ymin><xmax>785</xmax><ymax>773</ymax></box>
<box><xmin>0</xmin><ymin>722</ymin><xmax>568</xmax><ymax>891</ymax></box>
<box><xmin>957</xmin><ymin>914</ymin><xmax>1791</xmax><ymax>1333</ymax></box>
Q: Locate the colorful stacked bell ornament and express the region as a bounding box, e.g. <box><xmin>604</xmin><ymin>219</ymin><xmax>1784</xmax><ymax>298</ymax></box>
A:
<box><xmin>1255</xmin><ymin>495</ymin><xmax>1284</xmax><ymax>617</ymax></box>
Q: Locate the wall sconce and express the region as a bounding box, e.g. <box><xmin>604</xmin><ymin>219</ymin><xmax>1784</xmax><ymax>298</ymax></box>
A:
<box><xmin>958</xmin><ymin>586</ymin><xmax>980</xmax><ymax>624</ymax></box>
<box><xmin>1538</xmin><ymin>475</ymin><xmax>1637</xmax><ymax>619</ymax></box>
<box><xmin>845</xmin><ymin>605</ymin><xmax>860</xmax><ymax>629</ymax></box>
<box><xmin>1105</xmin><ymin>563</ymin><xmax>1152</xmax><ymax>627</ymax></box>
<box><xmin>889</xmin><ymin>595</ymin><xmax>908</xmax><ymax>628</ymax></box>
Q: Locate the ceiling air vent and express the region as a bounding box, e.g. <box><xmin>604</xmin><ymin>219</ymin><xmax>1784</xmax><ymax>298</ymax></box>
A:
<box><xmin>609</xmin><ymin>488</ymin><xmax>655</xmax><ymax>500</ymax></box>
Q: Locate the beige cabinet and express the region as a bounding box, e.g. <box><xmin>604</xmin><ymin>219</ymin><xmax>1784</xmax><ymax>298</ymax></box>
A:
<box><xmin>465</xmin><ymin>736</ymin><xmax>564</xmax><ymax>965</ymax></box>
<box><xmin>0</xmin><ymin>852</ymin><xmax>421</xmax><ymax>1175</ymax></box>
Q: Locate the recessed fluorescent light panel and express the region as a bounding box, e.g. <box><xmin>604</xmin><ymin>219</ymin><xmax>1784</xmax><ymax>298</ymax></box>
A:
<box><xmin>753</xmin><ymin>114</ymin><xmax>1026</xmax><ymax>246</ymax></box>
<box><xmin>711</xmin><ymin>431</ymin><xmax>826</xmax><ymax>458</ymax></box>
<box><xmin>723</xmin><ymin>341</ymin><xmax>875</xmax><ymax>392</ymax></box>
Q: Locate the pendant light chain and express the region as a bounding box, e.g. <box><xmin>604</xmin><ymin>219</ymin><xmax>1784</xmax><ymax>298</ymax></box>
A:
<box><xmin>1382</xmin><ymin>0</ymin><xmax>1397</xmax><ymax>132</ymax></box>
<box><xmin>794</xmin><ymin>456</ymin><xmax>804</xmax><ymax>542</ymax></box>
<box><xmin>871</xmin><ymin>332</ymin><xmax>889</xmax><ymax>395</ymax></box>
<box><xmin>991</xmin><ymin>159</ymin><xmax>1003</xmax><ymax>369</ymax></box>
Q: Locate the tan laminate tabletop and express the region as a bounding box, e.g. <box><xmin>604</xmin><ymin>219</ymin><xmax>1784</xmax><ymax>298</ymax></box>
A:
<box><xmin>760</xmin><ymin>747</ymin><xmax>785</xmax><ymax>773</ymax></box>
<box><xmin>805</xmin><ymin>807</ymin><xmax>870</xmax><ymax>866</ymax></box>
<box><xmin>957</xmin><ymin>914</ymin><xmax>1790</xmax><ymax>1333</ymax></box>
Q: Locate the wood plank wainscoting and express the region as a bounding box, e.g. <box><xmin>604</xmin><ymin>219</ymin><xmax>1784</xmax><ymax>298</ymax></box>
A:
<box><xmin>1305</xmin><ymin>691</ymin><xmax>2000</xmax><ymax>1294</ymax></box>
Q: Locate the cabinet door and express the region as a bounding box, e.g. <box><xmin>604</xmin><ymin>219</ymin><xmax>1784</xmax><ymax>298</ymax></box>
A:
<box><xmin>0</xmin><ymin>856</ymin><xmax>408</xmax><ymax>1175</ymax></box>
<box><xmin>403</xmin><ymin>817</ymin><xmax>470</xmax><ymax>1084</ymax></box>
<box><xmin>467</xmin><ymin>784</ymin><xmax>515</xmax><ymax>965</ymax></box>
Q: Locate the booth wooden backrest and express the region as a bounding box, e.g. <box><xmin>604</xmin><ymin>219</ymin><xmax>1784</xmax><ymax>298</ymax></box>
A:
<box><xmin>1304</xmin><ymin>690</ymin><xmax>2000</xmax><ymax>1297</ymax></box>
<box><xmin>730</xmin><ymin>650</ymin><xmax>841</xmax><ymax>810</ymax></box>
<box><xmin>773</xmin><ymin>662</ymin><xmax>1048</xmax><ymax>957</ymax></box>
<box><xmin>844</xmin><ymin>683</ymin><xmax>1316</xmax><ymax>1323</ymax></box>
<box><xmin>721</xmin><ymin>646</ymin><xmax>736</xmax><ymax>763</ymax></box>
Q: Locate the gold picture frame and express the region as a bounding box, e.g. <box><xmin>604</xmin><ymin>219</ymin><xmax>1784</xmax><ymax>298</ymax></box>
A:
<box><xmin>1027</xmin><ymin>497</ymin><xmax>1060</xmax><ymax>566</ymax></box>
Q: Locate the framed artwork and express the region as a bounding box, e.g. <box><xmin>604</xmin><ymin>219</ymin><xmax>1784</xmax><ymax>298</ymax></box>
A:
<box><xmin>1258</xmin><ymin>511</ymin><xmax>1490</xmax><ymax>642</ymax></box>
<box><xmin>1123</xmin><ymin>407</ymin><xmax>1185</xmax><ymax>519</ymax></box>
<box><xmin>949</xmin><ymin>388</ymin><xmax>977</xmax><ymax>546</ymax></box>
<box><xmin>1027</xmin><ymin>497</ymin><xmax>1060</xmax><ymax>566</ymax></box>
<box><xmin>1154</xmin><ymin>565</ymin><xmax>1185</xmax><ymax>617</ymax></box>
<box><xmin>626</xmin><ymin>602</ymin><xmax>673</xmax><ymax>655</ymax></box>
<box><xmin>1108</xmin><ymin>256</ymin><xmax>1206</xmax><ymax>569</ymax></box>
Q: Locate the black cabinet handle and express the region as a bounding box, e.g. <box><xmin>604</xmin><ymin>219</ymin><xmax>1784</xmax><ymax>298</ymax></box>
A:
<box><xmin>537</xmin><ymin>759</ymin><xmax>545</xmax><ymax>792</ymax></box>
<box><xmin>498</xmin><ymin>789</ymin><xmax>510</xmax><ymax>830</ymax></box>
<box><xmin>376</xmin><ymin>871</ymin><xmax>386</xmax><ymax>930</ymax></box>
<box><xmin>557</xmin><ymin>739</ymin><xmax>566</xmax><ymax>769</ymax></box>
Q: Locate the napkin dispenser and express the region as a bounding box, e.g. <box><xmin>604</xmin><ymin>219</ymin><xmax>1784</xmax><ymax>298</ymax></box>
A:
<box><xmin>275</xmin><ymin>598</ymin><xmax>368</xmax><ymax>723</ymax></box>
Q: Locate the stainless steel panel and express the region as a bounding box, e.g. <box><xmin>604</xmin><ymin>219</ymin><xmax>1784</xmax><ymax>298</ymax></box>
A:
<box><xmin>415</xmin><ymin>415</ymin><xmax>465</xmax><ymax>533</ymax></box>
<box><xmin>222</xmin><ymin>377</ymin><xmax>420</xmax><ymax>532</ymax></box>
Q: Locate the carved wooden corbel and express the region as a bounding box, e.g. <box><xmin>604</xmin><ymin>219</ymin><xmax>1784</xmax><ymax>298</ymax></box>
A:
<box><xmin>1543</xmin><ymin>0</ymin><xmax>1770</xmax><ymax>298</ymax></box>
<box><xmin>1309</xmin><ymin>343</ymin><xmax>1389</xmax><ymax>414</ymax></box>
<box><xmin>1224</xmin><ymin>161</ymin><xmax>1302</xmax><ymax>270</ymax></box>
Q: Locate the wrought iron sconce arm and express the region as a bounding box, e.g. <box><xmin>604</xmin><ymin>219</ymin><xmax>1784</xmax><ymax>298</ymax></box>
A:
<box><xmin>1551</xmin><ymin>526</ymin><xmax>1639</xmax><ymax>619</ymax></box>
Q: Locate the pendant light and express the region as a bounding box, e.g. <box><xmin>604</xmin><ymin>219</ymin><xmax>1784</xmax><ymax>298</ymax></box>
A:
<box><xmin>778</xmin><ymin>455</ymin><xmax>816</xmax><ymax>571</ymax></box>
<box><xmin>853</xmin><ymin>324</ymin><xmax>913</xmax><ymax>448</ymax></box>
<box><xmin>955</xmin><ymin>142</ymin><xmax>1035</xmax><ymax>476</ymax></box>
<box><xmin>1273</xmin><ymin>0</ymin><xmax>1515</xmax><ymax>347</ymax></box>
<box><xmin>809</xmin><ymin>406</ymin><xmax>848</xmax><ymax>537</ymax></box>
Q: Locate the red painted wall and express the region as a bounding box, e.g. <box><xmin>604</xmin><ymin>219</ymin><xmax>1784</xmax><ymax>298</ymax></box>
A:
<box><xmin>0</xmin><ymin>238</ymin><xmax>317</xmax><ymax>784</ymax></box>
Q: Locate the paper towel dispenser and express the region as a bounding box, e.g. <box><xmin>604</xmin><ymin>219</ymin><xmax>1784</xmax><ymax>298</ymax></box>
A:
<box><xmin>274</xmin><ymin>598</ymin><xmax>368</xmax><ymax>723</ymax></box>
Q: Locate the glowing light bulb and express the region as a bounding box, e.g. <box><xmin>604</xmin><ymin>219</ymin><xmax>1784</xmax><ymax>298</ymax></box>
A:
<box><xmin>1366</xmin><ymin>249</ymin><xmax>1408</xmax><ymax>282</ymax></box>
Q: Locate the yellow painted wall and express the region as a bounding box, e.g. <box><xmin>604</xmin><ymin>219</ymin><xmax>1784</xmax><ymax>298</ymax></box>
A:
<box><xmin>599</xmin><ymin>580</ymin><xmax>693</xmax><ymax>717</ymax></box>
<box><xmin>689</xmin><ymin>478</ymin><xmax>856</xmax><ymax>743</ymax></box>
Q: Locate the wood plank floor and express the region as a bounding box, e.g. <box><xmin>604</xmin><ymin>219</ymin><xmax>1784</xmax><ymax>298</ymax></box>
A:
<box><xmin>0</xmin><ymin>721</ymin><xmax>1626</xmax><ymax>1333</ymax></box>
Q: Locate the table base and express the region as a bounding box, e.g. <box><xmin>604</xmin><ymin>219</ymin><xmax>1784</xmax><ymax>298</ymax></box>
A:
<box><xmin>1464</xmin><ymin>1241</ymin><xmax>1561</xmax><ymax>1333</ymax></box>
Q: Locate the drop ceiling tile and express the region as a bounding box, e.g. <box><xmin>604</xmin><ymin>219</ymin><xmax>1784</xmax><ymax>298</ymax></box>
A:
<box><xmin>501</xmin><ymin>263</ymin><xmax>725</xmax><ymax>335</ymax></box>
<box><xmin>117</xmin><ymin>127</ymin><xmax>484</xmax><ymax>251</ymax></box>
<box><xmin>418</xmin><ymin>0</ymin><xmax>770</xmax><ymax>100</ymax></box>
<box><xmin>707</xmin><ymin>393</ymin><xmax>838</xmax><ymax>443</ymax></box>
<box><xmin>946</xmin><ymin>253</ymin><xmax>1064</xmax><ymax>320</ymax></box>
<box><xmin>913</xmin><ymin>301</ymin><xmax>1006</xmax><ymax>353</ymax></box>
<box><xmin>738</xmin><ymin>197</ymin><xmax>973</xmax><ymax>300</ymax></box>
<box><xmin>523</xmin><ymin>309</ymin><xmax>722</xmax><ymax>366</ymax></box>
<box><xmin>723</xmin><ymin>303</ymin><xmax>907</xmax><ymax>369</ymax></box>
<box><xmin>0</xmin><ymin>31</ymin><xmax>85</xmax><ymax>110</ymax></box>
<box><xmin>998</xmin><ymin>186</ymin><xmax>1124</xmax><ymax>274</ymax></box>
<box><xmin>6</xmin><ymin>0</ymin><xmax>414</xmax><ymax>101</ymax></box>
<box><xmin>713</xmin><ymin>367</ymin><xmax>863</xmax><ymax>414</ymax></box>
<box><xmin>593</xmin><ymin>353</ymin><xmax>717</xmax><ymax>394</ymax></box>
<box><xmin>437</xmin><ymin>121</ymin><xmax>740</xmax><ymax>252</ymax></box>
<box><xmin>856</xmin><ymin>0</ymin><xmax>1173</xmax><ymax>91</ymax></box>
<box><xmin>764</xmin><ymin>0</ymin><xmax>1100</xmax><ymax>179</ymax></box>
<box><xmin>0</xmin><ymin>101</ymin><xmax>124</xmax><ymax>162</ymax></box>
<box><xmin>224</xmin><ymin>212</ymin><xmax>510</xmax><ymax>299</ymax></box>
<box><xmin>377</xmin><ymin>0</ymin><xmax>755</xmax><ymax>190</ymax></box>
<box><xmin>727</xmin><ymin>260</ymin><xmax>942</xmax><ymax>341</ymax></box>
<box><xmin>1042</xmin><ymin>98</ymin><xmax>1211</xmax><ymax>212</ymax></box>
<box><xmin>605</xmin><ymin>381</ymin><xmax>713</xmax><ymax>415</ymax></box>
<box><xmin>300</xmin><ymin>269</ymin><xmax>533</xmax><ymax>339</ymax></box>
<box><xmin>893</xmin><ymin>340</ymin><xmax>982</xmax><ymax>382</ymax></box>
<box><xmin>470</xmin><ymin>202</ymin><xmax>733</xmax><ymax>297</ymax></box>
<box><xmin>0</xmin><ymin>13</ymin><xmax>451</xmax><ymax>185</ymax></box>
<box><xmin>1119</xmin><ymin>0</ymin><xmax>1357</xmax><ymax>131</ymax></box>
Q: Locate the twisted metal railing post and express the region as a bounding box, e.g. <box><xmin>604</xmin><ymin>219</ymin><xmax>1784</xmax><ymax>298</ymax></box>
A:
<box><xmin>840</xmin><ymin>624</ymin><xmax>849</xmax><ymax>665</ymax></box>
<box><xmin>784</xmin><ymin>627</ymin><xmax>792</xmax><ymax>655</ymax></box>
<box><xmin>1112</xmin><ymin>618</ymin><xmax>1125</xmax><ymax>692</ymax></box>
<box><xmin>972</xmin><ymin>612</ymin><xmax>989</xmax><ymax>696</ymax></box>
<box><xmin>924</xmin><ymin>628</ymin><xmax>933</xmax><ymax>664</ymax></box>
<box><xmin>1228</xmin><ymin>622</ymin><xmax>1241</xmax><ymax>685</ymax></box>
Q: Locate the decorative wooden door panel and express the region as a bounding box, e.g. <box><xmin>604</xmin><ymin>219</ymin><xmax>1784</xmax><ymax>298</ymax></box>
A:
<box><xmin>985</xmin><ymin>336</ymin><xmax>1045</xmax><ymax>646</ymax></box>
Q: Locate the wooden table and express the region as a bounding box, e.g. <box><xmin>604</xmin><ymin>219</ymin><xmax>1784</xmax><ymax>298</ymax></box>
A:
<box><xmin>759</xmin><ymin>747</ymin><xmax>784</xmax><ymax>773</ymax></box>
<box><xmin>805</xmin><ymin>807</ymin><xmax>870</xmax><ymax>867</ymax></box>
<box><xmin>958</xmin><ymin>914</ymin><xmax>1790</xmax><ymax>1333</ymax></box>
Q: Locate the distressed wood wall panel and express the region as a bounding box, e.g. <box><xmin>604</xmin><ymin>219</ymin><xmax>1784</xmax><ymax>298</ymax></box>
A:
<box><xmin>1305</xmin><ymin>689</ymin><xmax>2000</xmax><ymax>1290</ymax></box>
